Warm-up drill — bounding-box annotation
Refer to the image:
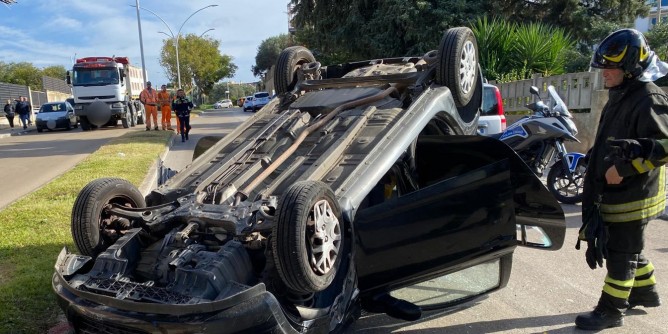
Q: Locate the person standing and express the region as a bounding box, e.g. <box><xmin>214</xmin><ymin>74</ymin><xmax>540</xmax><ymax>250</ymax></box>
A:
<box><xmin>171</xmin><ymin>89</ymin><xmax>193</xmax><ymax>143</ymax></box>
<box><xmin>157</xmin><ymin>84</ymin><xmax>173</xmax><ymax>131</ymax></box>
<box><xmin>3</xmin><ymin>99</ymin><xmax>15</xmax><ymax>129</ymax></box>
<box><xmin>15</xmin><ymin>96</ymin><xmax>29</xmax><ymax>130</ymax></box>
<box><xmin>576</xmin><ymin>28</ymin><xmax>668</xmax><ymax>330</ymax></box>
<box><xmin>139</xmin><ymin>81</ymin><xmax>159</xmax><ymax>131</ymax></box>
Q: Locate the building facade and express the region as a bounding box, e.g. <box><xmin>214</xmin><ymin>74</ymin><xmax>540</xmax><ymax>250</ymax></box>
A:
<box><xmin>635</xmin><ymin>0</ymin><xmax>668</xmax><ymax>32</ymax></box>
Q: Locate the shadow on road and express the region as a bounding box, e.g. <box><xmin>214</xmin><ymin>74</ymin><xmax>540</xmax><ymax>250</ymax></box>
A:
<box><xmin>349</xmin><ymin>309</ymin><xmax>590</xmax><ymax>334</ymax></box>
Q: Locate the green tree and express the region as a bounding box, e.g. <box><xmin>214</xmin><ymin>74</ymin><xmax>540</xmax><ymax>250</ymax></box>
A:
<box><xmin>290</xmin><ymin>0</ymin><xmax>490</xmax><ymax>64</ymax></box>
<box><xmin>253</xmin><ymin>34</ymin><xmax>291</xmax><ymax>78</ymax></box>
<box><xmin>42</xmin><ymin>65</ymin><xmax>67</xmax><ymax>80</ymax></box>
<box><xmin>489</xmin><ymin>0</ymin><xmax>649</xmax><ymax>45</ymax></box>
<box><xmin>159</xmin><ymin>34</ymin><xmax>237</xmax><ymax>95</ymax></box>
<box><xmin>646</xmin><ymin>22</ymin><xmax>668</xmax><ymax>86</ymax></box>
<box><xmin>2</xmin><ymin>62</ymin><xmax>42</xmax><ymax>90</ymax></box>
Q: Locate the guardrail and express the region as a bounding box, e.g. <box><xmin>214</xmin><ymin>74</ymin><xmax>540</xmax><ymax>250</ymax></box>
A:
<box><xmin>492</xmin><ymin>71</ymin><xmax>604</xmax><ymax>112</ymax></box>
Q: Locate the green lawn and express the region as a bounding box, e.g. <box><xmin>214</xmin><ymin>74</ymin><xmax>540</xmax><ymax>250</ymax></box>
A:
<box><xmin>0</xmin><ymin>130</ymin><xmax>172</xmax><ymax>333</ymax></box>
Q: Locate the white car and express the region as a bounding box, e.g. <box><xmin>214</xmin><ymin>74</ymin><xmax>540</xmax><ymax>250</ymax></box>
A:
<box><xmin>35</xmin><ymin>101</ymin><xmax>78</xmax><ymax>132</ymax></box>
<box><xmin>242</xmin><ymin>96</ymin><xmax>254</xmax><ymax>112</ymax></box>
<box><xmin>214</xmin><ymin>99</ymin><xmax>233</xmax><ymax>109</ymax></box>
<box><xmin>477</xmin><ymin>83</ymin><xmax>506</xmax><ymax>135</ymax></box>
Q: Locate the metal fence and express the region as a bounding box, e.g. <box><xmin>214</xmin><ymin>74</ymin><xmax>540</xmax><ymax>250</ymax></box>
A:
<box><xmin>30</xmin><ymin>91</ymin><xmax>48</xmax><ymax>109</ymax></box>
<box><xmin>492</xmin><ymin>71</ymin><xmax>604</xmax><ymax>112</ymax></box>
<box><xmin>42</xmin><ymin>76</ymin><xmax>71</xmax><ymax>94</ymax></box>
<box><xmin>0</xmin><ymin>82</ymin><xmax>29</xmax><ymax>105</ymax></box>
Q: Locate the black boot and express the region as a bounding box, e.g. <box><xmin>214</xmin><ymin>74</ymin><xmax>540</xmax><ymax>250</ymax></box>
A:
<box><xmin>575</xmin><ymin>305</ymin><xmax>624</xmax><ymax>330</ymax></box>
<box><xmin>629</xmin><ymin>286</ymin><xmax>661</xmax><ymax>309</ymax></box>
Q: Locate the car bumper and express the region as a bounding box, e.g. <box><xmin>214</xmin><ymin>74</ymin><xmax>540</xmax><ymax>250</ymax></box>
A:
<box><xmin>36</xmin><ymin>119</ymin><xmax>71</xmax><ymax>129</ymax></box>
<box><xmin>53</xmin><ymin>270</ymin><xmax>302</xmax><ymax>333</ymax></box>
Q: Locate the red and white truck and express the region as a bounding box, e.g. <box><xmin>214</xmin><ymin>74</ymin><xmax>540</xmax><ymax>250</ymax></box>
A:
<box><xmin>67</xmin><ymin>57</ymin><xmax>145</xmax><ymax>130</ymax></box>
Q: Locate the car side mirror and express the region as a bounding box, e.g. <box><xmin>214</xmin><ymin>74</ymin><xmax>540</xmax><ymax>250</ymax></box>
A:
<box><xmin>66</xmin><ymin>71</ymin><xmax>71</xmax><ymax>85</ymax></box>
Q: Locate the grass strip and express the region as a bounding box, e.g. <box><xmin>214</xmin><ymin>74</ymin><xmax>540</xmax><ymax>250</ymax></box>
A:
<box><xmin>0</xmin><ymin>130</ymin><xmax>172</xmax><ymax>333</ymax></box>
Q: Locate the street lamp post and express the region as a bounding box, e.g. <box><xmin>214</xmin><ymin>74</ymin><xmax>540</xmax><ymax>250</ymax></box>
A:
<box><xmin>131</xmin><ymin>4</ymin><xmax>218</xmax><ymax>88</ymax></box>
<box><xmin>199</xmin><ymin>28</ymin><xmax>215</xmax><ymax>38</ymax></box>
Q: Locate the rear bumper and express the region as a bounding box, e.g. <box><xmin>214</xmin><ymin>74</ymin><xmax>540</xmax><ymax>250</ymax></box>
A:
<box><xmin>53</xmin><ymin>271</ymin><xmax>301</xmax><ymax>334</ymax></box>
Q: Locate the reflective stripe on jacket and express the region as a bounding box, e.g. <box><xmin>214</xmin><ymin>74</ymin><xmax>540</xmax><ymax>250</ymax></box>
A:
<box><xmin>584</xmin><ymin>80</ymin><xmax>668</xmax><ymax>223</ymax></box>
<box><xmin>140</xmin><ymin>88</ymin><xmax>158</xmax><ymax>105</ymax></box>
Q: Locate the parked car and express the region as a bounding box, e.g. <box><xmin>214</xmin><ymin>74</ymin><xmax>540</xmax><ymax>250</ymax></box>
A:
<box><xmin>477</xmin><ymin>83</ymin><xmax>506</xmax><ymax>135</ymax></box>
<box><xmin>251</xmin><ymin>91</ymin><xmax>271</xmax><ymax>111</ymax></box>
<box><xmin>242</xmin><ymin>95</ymin><xmax>254</xmax><ymax>112</ymax></box>
<box><xmin>35</xmin><ymin>101</ymin><xmax>78</xmax><ymax>132</ymax></box>
<box><xmin>53</xmin><ymin>27</ymin><xmax>565</xmax><ymax>333</ymax></box>
<box><xmin>214</xmin><ymin>99</ymin><xmax>233</xmax><ymax>109</ymax></box>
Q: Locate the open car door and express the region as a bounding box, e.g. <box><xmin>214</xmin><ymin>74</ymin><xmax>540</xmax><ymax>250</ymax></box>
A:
<box><xmin>354</xmin><ymin>135</ymin><xmax>566</xmax><ymax>301</ymax></box>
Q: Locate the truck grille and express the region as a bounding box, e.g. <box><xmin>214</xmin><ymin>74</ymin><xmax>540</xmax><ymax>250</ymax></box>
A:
<box><xmin>78</xmin><ymin>277</ymin><xmax>192</xmax><ymax>304</ymax></box>
<box><xmin>79</xmin><ymin>95</ymin><xmax>116</xmax><ymax>100</ymax></box>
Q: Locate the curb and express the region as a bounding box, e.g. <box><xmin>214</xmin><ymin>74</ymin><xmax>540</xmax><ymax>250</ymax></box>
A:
<box><xmin>139</xmin><ymin>132</ymin><xmax>175</xmax><ymax>195</ymax></box>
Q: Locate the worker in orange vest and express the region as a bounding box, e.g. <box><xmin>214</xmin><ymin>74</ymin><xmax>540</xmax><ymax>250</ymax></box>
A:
<box><xmin>139</xmin><ymin>81</ymin><xmax>159</xmax><ymax>131</ymax></box>
<box><xmin>157</xmin><ymin>85</ymin><xmax>174</xmax><ymax>131</ymax></box>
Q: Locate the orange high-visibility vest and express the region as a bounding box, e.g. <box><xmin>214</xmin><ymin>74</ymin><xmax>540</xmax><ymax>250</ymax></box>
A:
<box><xmin>157</xmin><ymin>91</ymin><xmax>172</xmax><ymax>107</ymax></box>
<box><xmin>140</xmin><ymin>88</ymin><xmax>158</xmax><ymax>105</ymax></box>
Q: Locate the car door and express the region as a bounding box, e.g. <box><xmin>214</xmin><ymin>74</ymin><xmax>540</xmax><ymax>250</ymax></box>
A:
<box><xmin>354</xmin><ymin>135</ymin><xmax>565</xmax><ymax>296</ymax></box>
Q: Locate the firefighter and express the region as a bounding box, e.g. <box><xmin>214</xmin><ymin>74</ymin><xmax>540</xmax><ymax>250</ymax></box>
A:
<box><xmin>139</xmin><ymin>81</ymin><xmax>159</xmax><ymax>131</ymax></box>
<box><xmin>576</xmin><ymin>28</ymin><xmax>668</xmax><ymax>330</ymax></box>
<box><xmin>157</xmin><ymin>84</ymin><xmax>173</xmax><ymax>131</ymax></box>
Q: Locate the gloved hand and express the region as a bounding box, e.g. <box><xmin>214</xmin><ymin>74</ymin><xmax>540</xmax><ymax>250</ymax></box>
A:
<box><xmin>606</xmin><ymin>139</ymin><xmax>654</xmax><ymax>161</ymax></box>
<box><xmin>576</xmin><ymin>201</ymin><xmax>608</xmax><ymax>269</ymax></box>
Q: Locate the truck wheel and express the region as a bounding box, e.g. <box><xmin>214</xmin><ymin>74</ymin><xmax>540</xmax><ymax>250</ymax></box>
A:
<box><xmin>130</xmin><ymin>106</ymin><xmax>137</xmax><ymax>127</ymax></box>
<box><xmin>121</xmin><ymin>113</ymin><xmax>130</xmax><ymax>128</ymax></box>
<box><xmin>136</xmin><ymin>104</ymin><xmax>145</xmax><ymax>125</ymax></box>
<box><xmin>71</xmin><ymin>178</ymin><xmax>146</xmax><ymax>257</ymax></box>
<box><xmin>273</xmin><ymin>180</ymin><xmax>344</xmax><ymax>293</ymax></box>
<box><xmin>80</xmin><ymin>117</ymin><xmax>92</xmax><ymax>131</ymax></box>
<box><xmin>274</xmin><ymin>46</ymin><xmax>316</xmax><ymax>94</ymax></box>
<box><xmin>436</xmin><ymin>27</ymin><xmax>480</xmax><ymax>108</ymax></box>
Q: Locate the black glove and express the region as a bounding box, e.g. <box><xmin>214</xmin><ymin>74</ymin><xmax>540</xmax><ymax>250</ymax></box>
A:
<box><xmin>607</xmin><ymin>139</ymin><xmax>654</xmax><ymax>161</ymax></box>
<box><xmin>576</xmin><ymin>200</ymin><xmax>608</xmax><ymax>269</ymax></box>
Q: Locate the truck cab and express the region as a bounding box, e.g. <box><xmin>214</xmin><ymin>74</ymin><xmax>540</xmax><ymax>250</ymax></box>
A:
<box><xmin>68</xmin><ymin>57</ymin><xmax>143</xmax><ymax>130</ymax></box>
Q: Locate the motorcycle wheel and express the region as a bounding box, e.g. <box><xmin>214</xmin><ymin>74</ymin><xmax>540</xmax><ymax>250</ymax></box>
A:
<box><xmin>547</xmin><ymin>159</ymin><xmax>586</xmax><ymax>204</ymax></box>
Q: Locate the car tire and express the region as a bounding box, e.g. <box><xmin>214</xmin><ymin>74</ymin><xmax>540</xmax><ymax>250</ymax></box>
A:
<box><xmin>36</xmin><ymin>126</ymin><xmax>43</xmax><ymax>133</ymax></box>
<box><xmin>275</xmin><ymin>46</ymin><xmax>316</xmax><ymax>94</ymax></box>
<box><xmin>66</xmin><ymin>122</ymin><xmax>72</xmax><ymax>131</ymax></box>
<box><xmin>547</xmin><ymin>159</ymin><xmax>585</xmax><ymax>204</ymax></box>
<box><xmin>436</xmin><ymin>27</ymin><xmax>479</xmax><ymax>108</ymax></box>
<box><xmin>80</xmin><ymin>117</ymin><xmax>92</xmax><ymax>131</ymax></box>
<box><xmin>73</xmin><ymin>119</ymin><xmax>79</xmax><ymax>129</ymax></box>
<box><xmin>273</xmin><ymin>180</ymin><xmax>344</xmax><ymax>293</ymax></box>
<box><xmin>71</xmin><ymin>178</ymin><xmax>146</xmax><ymax>257</ymax></box>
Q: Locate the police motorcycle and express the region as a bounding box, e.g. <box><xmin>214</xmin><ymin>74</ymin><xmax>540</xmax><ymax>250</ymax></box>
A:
<box><xmin>494</xmin><ymin>85</ymin><xmax>586</xmax><ymax>204</ymax></box>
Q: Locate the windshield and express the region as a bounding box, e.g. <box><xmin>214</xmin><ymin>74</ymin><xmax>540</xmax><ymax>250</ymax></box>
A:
<box><xmin>547</xmin><ymin>86</ymin><xmax>571</xmax><ymax>118</ymax></box>
<box><xmin>255</xmin><ymin>92</ymin><xmax>269</xmax><ymax>99</ymax></box>
<box><xmin>40</xmin><ymin>103</ymin><xmax>67</xmax><ymax>113</ymax></box>
<box><xmin>72</xmin><ymin>67</ymin><xmax>120</xmax><ymax>86</ymax></box>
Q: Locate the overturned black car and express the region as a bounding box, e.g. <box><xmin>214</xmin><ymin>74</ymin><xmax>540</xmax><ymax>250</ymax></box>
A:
<box><xmin>53</xmin><ymin>27</ymin><xmax>566</xmax><ymax>333</ymax></box>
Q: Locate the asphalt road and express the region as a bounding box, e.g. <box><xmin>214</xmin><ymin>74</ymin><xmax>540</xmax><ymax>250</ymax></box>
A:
<box><xmin>0</xmin><ymin>124</ymin><xmax>138</xmax><ymax>209</ymax></box>
<box><xmin>347</xmin><ymin>203</ymin><xmax>668</xmax><ymax>334</ymax></box>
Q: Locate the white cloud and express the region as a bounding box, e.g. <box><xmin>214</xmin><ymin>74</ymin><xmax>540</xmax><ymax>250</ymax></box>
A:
<box><xmin>1</xmin><ymin>0</ymin><xmax>291</xmax><ymax>85</ymax></box>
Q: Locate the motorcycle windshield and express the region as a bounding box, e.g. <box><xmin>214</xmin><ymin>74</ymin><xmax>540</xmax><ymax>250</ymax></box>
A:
<box><xmin>547</xmin><ymin>86</ymin><xmax>572</xmax><ymax>118</ymax></box>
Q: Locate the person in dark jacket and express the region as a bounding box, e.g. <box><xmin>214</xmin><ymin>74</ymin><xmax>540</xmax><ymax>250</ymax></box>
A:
<box><xmin>3</xmin><ymin>99</ymin><xmax>15</xmax><ymax>129</ymax></box>
<box><xmin>15</xmin><ymin>96</ymin><xmax>30</xmax><ymax>130</ymax></box>
<box><xmin>171</xmin><ymin>89</ymin><xmax>193</xmax><ymax>143</ymax></box>
<box><xmin>576</xmin><ymin>28</ymin><xmax>668</xmax><ymax>330</ymax></box>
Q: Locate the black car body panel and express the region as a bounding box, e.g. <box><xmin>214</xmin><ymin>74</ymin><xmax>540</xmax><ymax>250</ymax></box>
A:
<box><xmin>53</xmin><ymin>28</ymin><xmax>566</xmax><ymax>333</ymax></box>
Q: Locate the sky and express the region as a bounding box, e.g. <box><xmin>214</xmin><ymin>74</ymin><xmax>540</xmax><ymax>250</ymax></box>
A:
<box><xmin>0</xmin><ymin>0</ymin><xmax>291</xmax><ymax>86</ymax></box>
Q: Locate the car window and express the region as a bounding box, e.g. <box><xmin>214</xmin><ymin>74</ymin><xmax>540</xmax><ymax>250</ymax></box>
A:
<box><xmin>481</xmin><ymin>86</ymin><xmax>499</xmax><ymax>116</ymax></box>
<box><xmin>254</xmin><ymin>92</ymin><xmax>269</xmax><ymax>99</ymax></box>
<box><xmin>41</xmin><ymin>104</ymin><xmax>65</xmax><ymax>113</ymax></box>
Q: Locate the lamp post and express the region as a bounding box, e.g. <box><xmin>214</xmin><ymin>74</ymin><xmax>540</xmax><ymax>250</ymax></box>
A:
<box><xmin>199</xmin><ymin>28</ymin><xmax>215</xmax><ymax>38</ymax></box>
<box><xmin>131</xmin><ymin>4</ymin><xmax>218</xmax><ymax>88</ymax></box>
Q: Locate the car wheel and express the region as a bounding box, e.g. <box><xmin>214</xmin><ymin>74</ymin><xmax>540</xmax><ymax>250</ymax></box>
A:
<box><xmin>275</xmin><ymin>46</ymin><xmax>316</xmax><ymax>94</ymax></box>
<box><xmin>80</xmin><ymin>117</ymin><xmax>92</xmax><ymax>131</ymax></box>
<box><xmin>71</xmin><ymin>178</ymin><xmax>146</xmax><ymax>257</ymax></box>
<box><xmin>273</xmin><ymin>180</ymin><xmax>343</xmax><ymax>293</ymax></box>
<box><xmin>436</xmin><ymin>27</ymin><xmax>479</xmax><ymax>108</ymax></box>
<box><xmin>66</xmin><ymin>121</ymin><xmax>72</xmax><ymax>131</ymax></box>
<box><xmin>36</xmin><ymin>126</ymin><xmax>43</xmax><ymax>133</ymax></box>
<box><xmin>547</xmin><ymin>159</ymin><xmax>585</xmax><ymax>204</ymax></box>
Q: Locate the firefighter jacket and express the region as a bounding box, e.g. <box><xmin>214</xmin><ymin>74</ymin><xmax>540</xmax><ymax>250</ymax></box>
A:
<box><xmin>171</xmin><ymin>97</ymin><xmax>193</xmax><ymax>118</ymax></box>
<box><xmin>583</xmin><ymin>80</ymin><xmax>668</xmax><ymax>223</ymax></box>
